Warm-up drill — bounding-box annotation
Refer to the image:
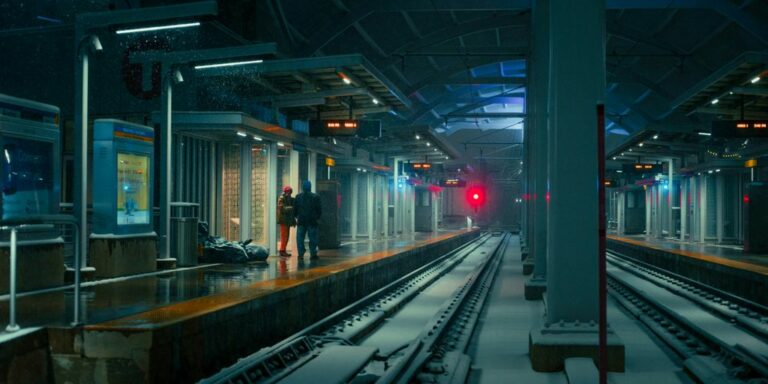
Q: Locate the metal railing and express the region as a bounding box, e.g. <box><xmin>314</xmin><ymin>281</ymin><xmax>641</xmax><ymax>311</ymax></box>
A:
<box><xmin>0</xmin><ymin>214</ymin><xmax>82</xmax><ymax>331</ymax></box>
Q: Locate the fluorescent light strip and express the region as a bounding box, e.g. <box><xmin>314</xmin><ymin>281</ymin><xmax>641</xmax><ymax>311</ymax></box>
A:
<box><xmin>711</xmin><ymin>98</ymin><xmax>719</xmax><ymax>105</ymax></box>
<box><xmin>751</xmin><ymin>76</ymin><xmax>761</xmax><ymax>84</ymax></box>
<box><xmin>698</xmin><ymin>132</ymin><xmax>712</xmax><ymax>136</ymax></box>
<box><xmin>236</xmin><ymin>131</ymin><xmax>247</xmax><ymax>137</ymax></box>
<box><xmin>116</xmin><ymin>21</ymin><xmax>200</xmax><ymax>35</ymax></box>
<box><xmin>195</xmin><ymin>59</ymin><xmax>263</xmax><ymax>70</ymax></box>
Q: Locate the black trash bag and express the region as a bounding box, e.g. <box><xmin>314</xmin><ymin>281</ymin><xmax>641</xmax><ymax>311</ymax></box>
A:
<box><xmin>198</xmin><ymin>222</ymin><xmax>270</xmax><ymax>263</ymax></box>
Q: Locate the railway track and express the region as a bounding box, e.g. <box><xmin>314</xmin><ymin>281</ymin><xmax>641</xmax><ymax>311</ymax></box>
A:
<box><xmin>201</xmin><ymin>232</ymin><xmax>511</xmax><ymax>384</ymax></box>
<box><xmin>607</xmin><ymin>250</ymin><xmax>768</xmax><ymax>383</ymax></box>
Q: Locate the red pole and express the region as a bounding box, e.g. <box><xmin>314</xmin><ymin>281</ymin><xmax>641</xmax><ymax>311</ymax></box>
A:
<box><xmin>597</xmin><ymin>104</ymin><xmax>607</xmax><ymax>384</ymax></box>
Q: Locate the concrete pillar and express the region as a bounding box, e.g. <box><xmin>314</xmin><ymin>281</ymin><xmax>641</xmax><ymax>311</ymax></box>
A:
<box><xmin>432</xmin><ymin>191</ymin><xmax>439</xmax><ymax>232</ymax></box>
<box><xmin>524</xmin><ymin>0</ymin><xmax>549</xmax><ymax>299</ymax></box>
<box><xmin>716</xmin><ymin>173</ymin><xmax>724</xmax><ymax>243</ymax></box>
<box><xmin>530</xmin><ymin>0</ymin><xmax>624</xmax><ymax>372</ymax></box>
<box><xmin>267</xmin><ymin>142</ymin><xmax>278</xmax><ymax>256</ymax></box>
<box><xmin>367</xmin><ymin>173</ymin><xmax>375</xmax><ymax>240</ymax></box>
<box><xmin>351</xmin><ymin>172</ymin><xmax>359</xmax><ymax>240</ymax></box>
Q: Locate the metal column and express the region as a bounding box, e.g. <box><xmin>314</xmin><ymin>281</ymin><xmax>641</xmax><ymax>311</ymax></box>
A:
<box><xmin>367</xmin><ymin>173</ymin><xmax>375</xmax><ymax>240</ymax></box>
<box><xmin>240</xmin><ymin>143</ymin><xmax>252</xmax><ymax>241</ymax></box>
<box><xmin>267</xmin><ymin>142</ymin><xmax>278</xmax><ymax>255</ymax></box>
<box><xmin>645</xmin><ymin>188</ymin><xmax>652</xmax><ymax>236</ymax></box>
<box><xmin>308</xmin><ymin>152</ymin><xmax>317</xmax><ymax>190</ymax></box>
<box><xmin>545</xmin><ymin>0</ymin><xmax>603</xmax><ymax>324</ymax></box>
<box><xmin>680</xmin><ymin>178</ymin><xmax>688</xmax><ymax>241</ymax></box>
<box><xmin>382</xmin><ymin>174</ymin><xmax>389</xmax><ymax>237</ymax></box>
<box><xmin>74</xmin><ymin>48</ymin><xmax>90</xmax><ymax>271</ymax></box>
<box><xmin>668</xmin><ymin>159</ymin><xmax>674</xmax><ymax>238</ymax></box>
<box><xmin>159</xmin><ymin>79</ymin><xmax>173</xmax><ymax>260</ymax></box>
<box><xmin>716</xmin><ymin>173</ymin><xmax>724</xmax><ymax>243</ymax></box>
<box><xmin>392</xmin><ymin>159</ymin><xmax>400</xmax><ymax>235</ymax></box>
<box><xmin>700</xmin><ymin>175</ymin><xmax>708</xmax><ymax>243</ymax></box>
<box><xmin>351</xmin><ymin>172</ymin><xmax>359</xmax><ymax>240</ymax></box>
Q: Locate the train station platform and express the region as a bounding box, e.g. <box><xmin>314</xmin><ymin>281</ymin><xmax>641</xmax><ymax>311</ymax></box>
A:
<box><xmin>607</xmin><ymin>235</ymin><xmax>768</xmax><ymax>306</ymax></box>
<box><xmin>2</xmin><ymin>229</ymin><xmax>479</xmax><ymax>383</ymax></box>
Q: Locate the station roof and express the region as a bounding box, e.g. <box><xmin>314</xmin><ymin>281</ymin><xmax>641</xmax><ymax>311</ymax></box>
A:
<box><xmin>1</xmin><ymin>1</ymin><xmax>767</xmax><ymax>179</ymax></box>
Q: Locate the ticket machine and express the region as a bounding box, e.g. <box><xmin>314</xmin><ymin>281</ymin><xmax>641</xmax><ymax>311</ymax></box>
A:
<box><xmin>91</xmin><ymin>119</ymin><xmax>157</xmax><ymax>277</ymax></box>
<box><xmin>0</xmin><ymin>93</ymin><xmax>64</xmax><ymax>292</ymax></box>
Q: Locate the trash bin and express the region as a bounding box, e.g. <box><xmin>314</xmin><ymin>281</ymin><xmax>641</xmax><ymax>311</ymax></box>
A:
<box><xmin>171</xmin><ymin>202</ymin><xmax>199</xmax><ymax>267</ymax></box>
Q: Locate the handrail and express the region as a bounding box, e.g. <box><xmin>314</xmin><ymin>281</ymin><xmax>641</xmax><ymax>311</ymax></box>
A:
<box><xmin>0</xmin><ymin>214</ymin><xmax>82</xmax><ymax>330</ymax></box>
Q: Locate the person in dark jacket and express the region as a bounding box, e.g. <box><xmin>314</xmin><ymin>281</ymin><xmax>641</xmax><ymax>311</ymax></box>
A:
<box><xmin>294</xmin><ymin>180</ymin><xmax>321</xmax><ymax>259</ymax></box>
<box><xmin>277</xmin><ymin>186</ymin><xmax>295</xmax><ymax>257</ymax></box>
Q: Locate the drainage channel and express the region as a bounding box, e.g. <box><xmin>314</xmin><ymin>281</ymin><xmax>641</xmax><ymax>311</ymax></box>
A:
<box><xmin>607</xmin><ymin>251</ymin><xmax>768</xmax><ymax>383</ymax></box>
<box><xmin>201</xmin><ymin>232</ymin><xmax>510</xmax><ymax>384</ymax></box>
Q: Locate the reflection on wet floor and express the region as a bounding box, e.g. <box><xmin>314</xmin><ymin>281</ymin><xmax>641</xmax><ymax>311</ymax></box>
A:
<box><xmin>0</xmin><ymin>230</ymin><xmax>459</xmax><ymax>330</ymax></box>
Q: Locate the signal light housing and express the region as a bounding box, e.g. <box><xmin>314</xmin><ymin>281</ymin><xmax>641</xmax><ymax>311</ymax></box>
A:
<box><xmin>465</xmin><ymin>185</ymin><xmax>486</xmax><ymax>212</ymax></box>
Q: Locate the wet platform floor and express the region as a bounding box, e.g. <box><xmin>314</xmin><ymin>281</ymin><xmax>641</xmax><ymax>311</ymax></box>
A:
<box><xmin>0</xmin><ymin>230</ymin><xmax>468</xmax><ymax>330</ymax></box>
<box><xmin>608</xmin><ymin>235</ymin><xmax>768</xmax><ymax>275</ymax></box>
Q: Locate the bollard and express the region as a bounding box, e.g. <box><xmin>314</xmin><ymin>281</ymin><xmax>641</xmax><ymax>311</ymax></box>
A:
<box><xmin>6</xmin><ymin>227</ymin><xmax>20</xmax><ymax>332</ymax></box>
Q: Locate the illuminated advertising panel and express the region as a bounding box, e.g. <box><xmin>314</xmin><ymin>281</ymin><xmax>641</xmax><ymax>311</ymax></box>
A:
<box><xmin>116</xmin><ymin>152</ymin><xmax>150</xmax><ymax>225</ymax></box>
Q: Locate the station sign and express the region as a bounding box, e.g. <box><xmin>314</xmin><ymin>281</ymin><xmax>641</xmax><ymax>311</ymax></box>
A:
<box><xmin>711</xmin><ymin>120</ymin><xmax>768</xmax><ymax>138</ymax></box>
<box><xmin>325</xmin><ymin>157</ymin><xmax>335</xmax><ymax>167</ymax></box>
<box><xmin>622</xmin><ymin>163</ymin><xmax>663</xmax><ymax>174</ymax></box>
<box><xmin>439</xmin><ymin>178</ymin><xmax>467</xmax><ymax>188</ymax></box>
<box><xmin>308</xmin><ymin>119</ymin><xmax>382</xmax><ymax>137</ymax></box>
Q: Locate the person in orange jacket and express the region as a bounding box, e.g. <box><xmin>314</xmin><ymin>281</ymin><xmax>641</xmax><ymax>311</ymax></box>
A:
<box><xmin>277</xmin><ymin>186</ymin><xmax>296</xmax><ymax>256</ymax></box>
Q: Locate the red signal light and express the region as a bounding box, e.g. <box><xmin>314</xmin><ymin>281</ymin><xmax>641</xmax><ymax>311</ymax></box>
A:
<box><xmin>466</xmin><ymin>185</ymin><xmax>486</xmax><ymax>211</ymax></box>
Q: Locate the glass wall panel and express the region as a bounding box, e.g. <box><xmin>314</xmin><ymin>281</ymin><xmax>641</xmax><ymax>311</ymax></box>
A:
<box><xmin>221</xmin><ymin>143</ymin><xmax>241</xmax><ymax>241</ymax></box>
<box><xmin>339</xmin><ymin>172</ymin><xmax>352</xmax><ymax>235</ymax></box>
<box><xmin>276</xmin><ymin>147</ymin><xmax>291</xmax><ymax>195</ymax></box>
<box><xmin>251</xmin><ymin>143</ymin><xmax>269</xmax><ymax>244</ymax></box>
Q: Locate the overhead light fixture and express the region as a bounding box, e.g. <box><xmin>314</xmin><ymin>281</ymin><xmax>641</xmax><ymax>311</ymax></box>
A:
<box><xmin>616</xmin><ymin>170</ymin><xmax>623</xmax><ymax>173</ymax></box>
<box><xmin>715</xmin><ymin>169</ymin><xmax>721</xmax><ymax>172</ymax></box>
<box><xmin>711</xmin><ymin>99</ymin><xmax>719</xmax><ymax>105</ymax></box>
<box><xmin>445</xmin><ymin>156</ymin><xmax>449</xmax><ymax>160</ymax></box>
<box><xmin>433</xmin><ymin>148</ymin><xmax>437</xmax><ymax>152</ymax></box>
<box><xmin>708</xmin><ymin>170</ymin><xmax>713</xmax><ymax>174</ymax></box>
<box><xmin>195</xmin><ymin>59</ymin><xmax>263</xmax><ymax>70</ymax></box>
<box><xmin>729</xmin><ymin>91</ymin><xmax>734</xmax><ymax>95</ymax></box>
<box><xmin>751</xmin><ymin>76</ymin><xmax>761</xmax><ymax>84</ymax></box>
<box><xmin>4</xmin><ymin>149</ymin><xmax>10</xmax><ymax>163</ymax></box>
<box><xmin>356</xmin><ymin>167</ymin><xmax>362</xmax><ymax>172</ymax></box>
<box><xmin>629</xmin><ymin>148</ymin><xmax>633</xmax><ymax>152</ymax></box>
<box><xmin>236</xmin><ymin>131</ymin><xmax>247</xmax><ymax>137</ymax></box>
<box><xmin>698</xmin><ymin>132</ymin><xmax>712</xmax><ymax>136</ymax></box>
<box><xmin>277</xmin><ymin>142</ymin><xmax>285</xmax><ymax>147</ymax></box>
<box><xmin>653</xmin><ymin>134</ymin><xmax>659</xmax><ymax>140</ymax></box>
<box><xmin>426</xmin><ymin>142</ymin><xmax>431</xmax><ymax>147</ymax></box>
<box><xmin>338</xmin><ymin>72</ymin><xmax>352</xmax><ymax>84</ymax></box>
<box><xmin>332</xmin><ymin>138</ymin><xmax>337</xmax><ymax>145</ymax></box>
<box><xmin>638</xmin><ymin>142</ymin><xmax>644</xmax><ymax>147</ymax></box>
<box><xmin>116</xmin><ymin>21</ymin><xmax>200</xmax><ymax>35</ymax></box>
<box><xmin>362</xmin><ymin>169</ymin><xmax>367</xmax><ymax>173</ymax></box>
<box><xmin>253</xmin><ymin>135</ymin><xmax>262</xmax><ymax>141</ymax></box>
<box><xmin>372</xmin><ymin>98</ymin><xmax>379</xmax><ymax>104</ymax></box>
<box><xmin>621</xmin><ymin>152</ymin><xmax>625</xmax><ymax>156</ymax></box>
<box><xmin>612</xmin><ymin>156</ymin><xmax>617</xmax><ymax>160</ymax></box>
<box><xmin>415</xmin><ymin>134</ymin><xmax>421</xmax><ymax>140</ymax></box>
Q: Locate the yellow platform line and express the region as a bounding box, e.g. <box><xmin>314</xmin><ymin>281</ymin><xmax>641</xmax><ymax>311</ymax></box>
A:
<box><xmin>608</xmin><ymin>235</ymin><xmax>768</xmax><ymax>277</ymax></box>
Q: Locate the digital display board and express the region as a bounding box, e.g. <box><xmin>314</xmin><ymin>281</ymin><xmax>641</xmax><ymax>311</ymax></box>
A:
<box><xmin>622</xmin><ymin>163</ymin><xmax>663</xmax><ymax>174</ymax></box>
<box><xmin>308</xmin><ymin>119</ymin><xmax>382</xmax><ymax>137</ymax></box>
<box><xmin>403</xmin><ymin>162</ymin><xmax>432</xmax><ymax>174</ymax></box>
<box><xmin>117</xmin><ymin>152</ymin><xmax>150</xmax><ymax>225</ymax></box>
<box><xmin>439</xmin><ymin>178</ymin><xmax>467</xmax><ymax>188</ymax></box>
<box><xmin>711</xmin><ymin>120</ymin><xmax>768</xmax><ymax>138</ymax></box>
